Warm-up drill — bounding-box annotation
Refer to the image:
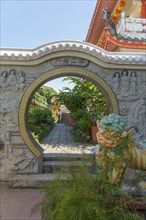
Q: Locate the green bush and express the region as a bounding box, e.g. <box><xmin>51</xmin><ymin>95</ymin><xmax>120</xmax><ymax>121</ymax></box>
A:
<box><xmin>28</xmin><ymin>107</ymin><xmax>54</xmax><ymax>141</ymax></box>
<box><xmin>71</xmin><ymin>109</ymin><xmax>89</xmax><ymax>121</ymax></box>
<box><xmin>77</xmin><ymin>118</ymin><xmax>91</xmax><ymax>133</ymax></box>
<box><xmin>71</xmin><ymin>109</ymin><xmax>91</xmax><ymax>139</ymax></box>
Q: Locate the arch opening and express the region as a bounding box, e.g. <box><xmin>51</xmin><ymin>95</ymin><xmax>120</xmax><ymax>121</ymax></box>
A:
<box><xmin>19</xmin><ymin>67</ymin><xmax>119</xmax><ymax>157</ymax></box>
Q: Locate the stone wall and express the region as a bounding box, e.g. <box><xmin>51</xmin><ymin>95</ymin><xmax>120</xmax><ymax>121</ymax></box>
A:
<box><xmin>0</xmin><ymin>41</ymin><xmax>145</xmax><ymax>178</ymax></box>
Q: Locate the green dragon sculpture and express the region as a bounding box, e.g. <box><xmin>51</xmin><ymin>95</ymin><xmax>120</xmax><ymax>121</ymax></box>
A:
<box><xmin>92</xmin><ymin>114</ymin><xmax>146</xmax><ymax>184</ymax></box>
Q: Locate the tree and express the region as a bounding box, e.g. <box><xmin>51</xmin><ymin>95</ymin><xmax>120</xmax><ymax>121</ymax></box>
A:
<box><xmin>57</xmin><ymin>77</ymin><xmax>108</xmax><ymax>125</ymax></box>
<box><xmin>34</xmin><ymin>86</ymin><xmax>58</xmax><ymax>104</ymax></box>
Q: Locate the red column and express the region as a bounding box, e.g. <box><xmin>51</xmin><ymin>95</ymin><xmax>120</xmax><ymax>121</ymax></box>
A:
<box><xmin>141</xmin><ymin>0</ymin><xmax>146</xmax><ymax>18</ymax></box>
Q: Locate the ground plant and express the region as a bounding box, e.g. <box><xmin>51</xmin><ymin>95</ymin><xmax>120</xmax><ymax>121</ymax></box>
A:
<box><xmin>32</xmin><ymin>158</ymin><xmax>143</xmax><ymax>220</ymax></box>
<box><xmin>28</xmin><ymin>106</ymin><xmax>54</xmax><ymax>142</ymax></box>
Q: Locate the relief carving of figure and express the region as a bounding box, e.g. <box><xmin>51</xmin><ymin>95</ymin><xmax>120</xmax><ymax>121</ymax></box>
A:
<box><xmin>113</xmin><ymin>72</ymin><xmax>121</xmax><ymax>95</ymax></box>
<box><xmin>0</xmin><ymin>69</ymin><xmax>26</xmax><ymax>91</ymax></box>
<box><xmin>130</xmin><ymin>72</ymin><xmax>137</xmax><ymax>96</ymax></box>
<box><xmin>17</xmin><ymin>71</ymin><xmax>25</xmax><ymax>90</ymax></box>
<box><xmin>0</xmin><ymin>71</ymin><xmax>7</xmax><ymax>88</ymax></box>
<box><xmin>121</xmin><ymin>70</ymin><xmax>129</xmax><ymax>96</ymax></box>
<box><xmin>7</xmin><ymin>69</ymin><xmax>17</xmax><ymax>88</ymax></box>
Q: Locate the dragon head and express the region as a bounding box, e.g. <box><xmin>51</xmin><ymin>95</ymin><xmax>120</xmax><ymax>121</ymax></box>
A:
<box><xmin>96</xmin><ymin>114</ymin><xmax>134</xmax><ymax>148</ymax></box>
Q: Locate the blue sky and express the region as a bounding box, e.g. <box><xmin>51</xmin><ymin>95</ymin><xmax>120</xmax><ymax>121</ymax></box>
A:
<box><xmin>1</xmin><ymin>0</ymin><xmax>96</xmax><ymax>91</ymax></box>
<box><xmin>1</xmin><ymin>0</ymin><xmax>96</xmax><ymax>48</ymax></box>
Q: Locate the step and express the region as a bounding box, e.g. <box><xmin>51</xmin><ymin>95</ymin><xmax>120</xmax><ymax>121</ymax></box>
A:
<box><xmin>43</xmin><ymin>160</ymin><xmax>92</xmax><ymax>173</ymax></box>
<box><xmin>8</xmin><ymin>173</ymin><xmax>69</xmax><ymax>188</ymax></box>
<box><xmin>43</xmin><ymin>153</ymin><xmax>93</xmax><ymax>161</ymax></box>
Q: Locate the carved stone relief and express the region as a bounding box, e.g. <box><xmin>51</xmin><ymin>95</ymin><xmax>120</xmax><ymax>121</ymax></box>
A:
<box><xmin>0</xmin><ymin>131</ymin><xmax>12</xmax><ymax>171</ymax></box>
<box><xmin>0</xmin><ymin>114</ymin><xmax>16</xmax><ymax>127</ymax></box>
<box><xmin>0</xmin><ymin>95</ymin><xmax>20</xmax><ymax>112</ymax></box>
<box><xmin>0</xmin><ymin>69</ymin><xmax>26</xmax><ymax>91</ymax></box>
<box><xmin>0</xmin><ymin>147</ymin><xmax>37</xmax><ymax>173</ymax></box>
<box><xmin>0</xmin><ymin>93</ymin><xmax>21</xmax><ymax>129</ymax></box>
<box><xmin>132</xmin><ymin>96</ymin><xmax>146</xmax><ymax>127</ymax></box>
<box><xmin>118</xmin><ymin>96</ymin><xmax>146</xmax><ymax>139</ymax></box>
<box><xmin>129</xmin><ymin>126</ymin><xmax>143</xmax><ymax>142</ymax></box>
<box><xmin>0</xmin><ymin>117</ymin><xmax>16</xmax><ymax>128</ymax></box>
<box><xmin>119</xmin><ymin>104</ymin><xmax>129</xmax><ymax>116</ymax></box>
<box><xmin>112</xmin><ymin>70</ymin><xmax>143</xmax><ymax>101</ymax></box>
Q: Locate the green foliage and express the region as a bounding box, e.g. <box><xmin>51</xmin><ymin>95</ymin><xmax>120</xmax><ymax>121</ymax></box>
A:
<box><xmin>28</xmin><ymin>107</ymin><xmax>54</xmax><ymax>141</ymax></box>
<box><xmin>35</xmin><ymin>86</ymin><xmax>58</xmax><ymax>104</ymax></box>
<box><xmin>57</xmin><ymin>77</ymin><xmax>108</xmax><ymax>132</ymax></box>
<box><xmin>32</xmin><ymin>158</ymin><xmax>143</xmax><ymax>220</ymax></box>
<box><xmin>58</xmin><ymin>88</ymin><xmax>86</xmax><ymax>113</ymax></box>
<box><xmin>77</xmin><ymin>117</ymin><xmax>91</xmax><ymax>133</ymax></box>
<box><xmin>71</xmin><ymin>109</ymin><xmax>88</xmax><ymax>121</ymax></box>
<box><xmin>71</xmin><ymin>109</ymin><xmax>91</xmax><ymax>137</ymax></box>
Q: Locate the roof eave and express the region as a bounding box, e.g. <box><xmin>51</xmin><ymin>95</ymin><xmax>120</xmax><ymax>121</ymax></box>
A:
<box><xmin>85</xmin><ymin>0</ymin><xmax>117</xmax><ymax>45</ymax></box>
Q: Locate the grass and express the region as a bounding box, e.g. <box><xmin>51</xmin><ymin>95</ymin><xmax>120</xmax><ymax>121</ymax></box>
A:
<box><xmin>31</xmin><ymin>158</ymin><xmax>144</xmax><ymax>220</ymax></box>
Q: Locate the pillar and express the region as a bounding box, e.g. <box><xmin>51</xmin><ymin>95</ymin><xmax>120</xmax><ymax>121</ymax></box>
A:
<box><xmin>141</xmin><ymin>0</ymin><xmax>146</xmax><ymax>18</ymax></box>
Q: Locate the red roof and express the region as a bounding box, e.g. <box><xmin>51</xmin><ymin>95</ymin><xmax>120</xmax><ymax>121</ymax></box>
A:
<box><xmin>86</xmin><ymin>0</ymin><xmax>117</xmax><ymax>44</ymax></box>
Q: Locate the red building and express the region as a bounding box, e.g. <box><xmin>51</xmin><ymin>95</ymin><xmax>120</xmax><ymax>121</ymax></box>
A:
<box><xmin>86</xmin><ymin>0</ymin><xmax>146</xmax><ymax>52</ymax></box>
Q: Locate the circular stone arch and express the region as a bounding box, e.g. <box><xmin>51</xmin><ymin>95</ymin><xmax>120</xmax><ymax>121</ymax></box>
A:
<box><xmin>19</xmin><ymin>67</ymin><xmax>119</xmax><ymax>157</ymax></box>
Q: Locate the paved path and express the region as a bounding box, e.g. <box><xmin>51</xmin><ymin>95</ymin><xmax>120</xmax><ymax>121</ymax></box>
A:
<box><xmin>40</xmin><ymin>123</ymin><xmax>93</xmax><ymax>154</ymax></box>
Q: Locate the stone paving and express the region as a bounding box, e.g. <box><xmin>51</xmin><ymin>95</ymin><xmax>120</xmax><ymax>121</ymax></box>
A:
<box><xmin>0</xmin><ymin>182</ymin><xmax>43</xmax><ymax>220</ymax></box>
<box><xmin>41</xmin><ymin>123</ymin><xmax>93</xmax><ymax>154</ymax></box>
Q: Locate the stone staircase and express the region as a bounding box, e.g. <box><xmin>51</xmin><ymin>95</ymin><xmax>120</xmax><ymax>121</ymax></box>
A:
<box><xmin>8</xmin><ymin>152</ymin><xmax>95</xmax><ymax>188</ymax></box>
<box><xmin>43</xmin><ymin>152</ymin><xmax>94</xmax><ymax>174</ymax></box>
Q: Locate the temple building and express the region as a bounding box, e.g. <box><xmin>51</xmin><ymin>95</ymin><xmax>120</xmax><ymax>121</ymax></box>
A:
<box><xmin>86</xmin><ymin>0</ymin><xmax>146</xmax><ymax>52</ymax></box>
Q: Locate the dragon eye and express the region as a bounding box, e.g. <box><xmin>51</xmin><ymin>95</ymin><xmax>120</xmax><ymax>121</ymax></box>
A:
<box><xmin>111</xmin><ymin>132</ymin><xmax>118</xmax><ymax>137</ymax></box>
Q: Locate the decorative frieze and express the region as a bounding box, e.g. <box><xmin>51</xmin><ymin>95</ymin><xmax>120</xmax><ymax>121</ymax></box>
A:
<box><xmin>113</xmin><ymin>70</ymin><xmax>144</xmax><ymax>101</ymax></box>
<box><xmin>0</xmin><ymin>69</ymin><xmax>26</xmax><ymax>91</ymax></box>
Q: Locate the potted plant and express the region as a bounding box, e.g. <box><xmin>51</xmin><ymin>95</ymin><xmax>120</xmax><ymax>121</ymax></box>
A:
<box><xmin>91</xmin><ymin>125</ymin><xmax>98</xmax><ymax>143</ymax></box>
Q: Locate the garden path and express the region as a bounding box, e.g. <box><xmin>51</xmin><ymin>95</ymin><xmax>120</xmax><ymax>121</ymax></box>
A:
<box><xmin>40</xmin><ymin>123</ymin><xmax>93</xmax><ymax>154</ymax></box>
